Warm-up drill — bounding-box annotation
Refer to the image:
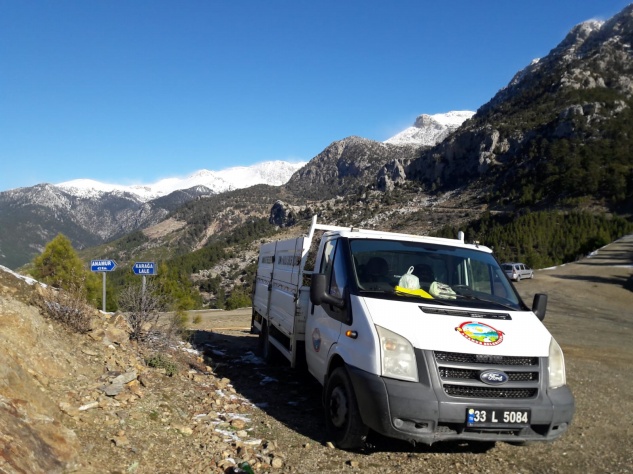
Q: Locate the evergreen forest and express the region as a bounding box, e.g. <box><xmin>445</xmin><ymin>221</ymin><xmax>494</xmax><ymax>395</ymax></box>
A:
<box><xmin>434</xmin><ymin>210</ymin><xmax>633</xmax><ymax>269</ymax></box>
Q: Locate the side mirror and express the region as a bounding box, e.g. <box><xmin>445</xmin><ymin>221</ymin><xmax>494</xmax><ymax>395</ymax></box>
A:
<box><xmin>532</xmin><ymin>293</ymin><xmax>548</xmax><ymax>321</ymax></box>
<box><xmin>310</xmin><ymin>273</ymin><xmax>345</xmax><ymax>309</ymax></box>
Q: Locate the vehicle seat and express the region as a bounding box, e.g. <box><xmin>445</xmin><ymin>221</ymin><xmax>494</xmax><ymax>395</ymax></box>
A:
<box><xmin>364</xmin><ymin>257</ymin><xmax>390</xmax><ymax>283</ymax></box>
<box><xmin>413</xmin><ymin>264</ymin><xmax>434</xmax><ymax>290</ymax></box>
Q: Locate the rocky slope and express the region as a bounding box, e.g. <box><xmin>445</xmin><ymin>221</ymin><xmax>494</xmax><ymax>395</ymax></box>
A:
<box><xmin>403</xmin><ymin>5</ymin><xmax>633</xmax><ymax>205</ymax></box>
<box><xmin>0</xmin><ymin>266</ymin><xmax>290</xmax><ymax>473</ymax></box>
<box><xmin>284</xmin><ymin>136</ymin><xmax>425</xmax><ymax>200</ymax></box>
<box><xmin>285</xmin><ymin>5</ymin><xmax>633</xmax><ymax>210</ymax></box>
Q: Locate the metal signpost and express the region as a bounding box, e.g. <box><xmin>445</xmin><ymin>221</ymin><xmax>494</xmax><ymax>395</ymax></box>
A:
<box><xmin>90</xmin><ymin>259</ymin><xmax>117</xmax><ymax>312</ymax></box>
<box><xmin>133</xmin><ymin>262</ymin><xmax>156</xmax><ymax>294</ymax></box>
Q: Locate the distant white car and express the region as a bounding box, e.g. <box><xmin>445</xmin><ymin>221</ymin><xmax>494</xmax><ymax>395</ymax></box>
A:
<box><xmin>502</xmin><ymin>262</ymin><xmax>534</xmax><ymax>281</ymax></box>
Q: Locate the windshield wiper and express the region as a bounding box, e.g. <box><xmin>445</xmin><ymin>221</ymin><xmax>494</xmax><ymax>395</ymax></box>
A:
<box><xmin>360</xmin><ymin>289</ymin><xmax>454</xmax><ymax>305</ymax></box>
<box><xmin>394</xmin><ymin>292</ymin><xmax>454</xmax><ymax>305</ymax></box>
<box><xmin>358</xmin><ymin>289</ymin><xmax>394</xmax><ymax>296</ymax></box>
<box><xmin>453</xmin><ymin>293</ymin><xmax>519</xmax><ymax>311</ymax></box>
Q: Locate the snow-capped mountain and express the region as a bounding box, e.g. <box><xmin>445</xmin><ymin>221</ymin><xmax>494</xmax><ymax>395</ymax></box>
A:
<box><xmin>384</xmin><ymin>111</ymin><xmax>475</xmax><ymax>147</ymax></box>
<box><xmin>53</xmin><ymin>109</ymin><xmax>475</xmax><ymax>203</ymax></box>
<box><xmin>57</xmin><ymin>160</ymin><xmax>306</xmax><ymax>202</ymax></box>
<box><xmin>49</xmin><ymin>112</ymin><xmax>474</xmax><ymax>201</ymax></box>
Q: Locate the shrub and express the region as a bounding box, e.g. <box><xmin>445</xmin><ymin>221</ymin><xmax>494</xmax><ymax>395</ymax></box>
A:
<box><xmin>117</xmin><ymin>280</ymin><xmax>169</xmax><ymax>342</ymax></box>
<box><xmin>225</xmin><ymin>286</ymin><xmax>252</xmax><ymax>310</ymax></box>
<box><xmin>168</xmin><ymin>309</ymin><xmax>192</xmax><ymax>342</ymax></box>
<box><xmin>145</xmin><ymin>353</ymin><xmax>178</xmax><ymax>376</ymax></box>
<box><xmin>34</xmin><ymin>275</ymin><xmax>95</xmax><ymax>334</ymax></box>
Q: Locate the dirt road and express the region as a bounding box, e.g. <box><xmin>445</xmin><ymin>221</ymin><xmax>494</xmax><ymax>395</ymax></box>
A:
<box><xmin>187</xmin><ymin>235</ymin><xmax>633</xmax><ymax>473</ymax></box>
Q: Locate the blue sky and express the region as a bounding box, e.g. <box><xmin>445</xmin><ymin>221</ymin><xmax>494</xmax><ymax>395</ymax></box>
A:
<box><xmin>1</xmin><ymin>0</ymin><xmax>630</xmax><ymax>191</ymax></box>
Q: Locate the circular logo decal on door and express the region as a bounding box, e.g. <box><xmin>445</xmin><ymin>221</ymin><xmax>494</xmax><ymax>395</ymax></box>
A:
<box><xmin>455</xmin><ymin>321</ymin><xmax>504</xmax><ymax>346</ymax></box>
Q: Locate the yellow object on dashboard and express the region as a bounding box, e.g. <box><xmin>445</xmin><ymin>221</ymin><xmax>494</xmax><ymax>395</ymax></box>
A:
<box><xmin>394</xmin><ymin>285</ymin><xmax>434</xmax><ymax>299</ymax></box>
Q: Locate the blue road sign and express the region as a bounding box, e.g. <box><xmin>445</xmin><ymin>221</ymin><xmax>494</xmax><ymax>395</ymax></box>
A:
<box><xmin>133</xmin><ymin>262</ymin><xmax>156</xmax><ymax>275</ymax></box>
<box><xmin>90</xmin><ymin>259</ymin><xmax>117</xmax><ymax>272</ymax></box>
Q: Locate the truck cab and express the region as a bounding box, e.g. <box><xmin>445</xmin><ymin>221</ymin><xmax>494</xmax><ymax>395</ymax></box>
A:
<box><xmin>252</xmin><ymin>217</ymin><xmax>574</xmax><ymax>449</ymax></box>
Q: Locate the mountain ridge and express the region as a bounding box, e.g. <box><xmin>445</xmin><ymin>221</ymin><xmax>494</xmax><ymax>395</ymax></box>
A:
<box><xmin>0</xmin><ymin>112</ymin><xmax>469</xmax><ymax>268</ymax></box>
<box><xmin>56</xmin><ymin>160</ymin><xmax>307</xmax><ymax>202</ymax></box>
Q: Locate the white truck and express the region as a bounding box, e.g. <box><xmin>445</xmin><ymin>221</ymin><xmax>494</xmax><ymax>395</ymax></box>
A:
<box><xmin>252</xmin><ymin>216</ymin><xmax>574</xmax><ymax>449</ymax></box>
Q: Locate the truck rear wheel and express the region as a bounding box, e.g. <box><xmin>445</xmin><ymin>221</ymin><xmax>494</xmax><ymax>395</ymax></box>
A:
<box><xmin>250</xmin><ymin>310</ymin><xmax>257</xmax><ymax>334</ymax></box>
<box><xmin>258</xmin><ymin>322</ymin><xmax>276</xmax><ymax>363</ymax></box>
<box><xmin>324</xmin><ymin>366</ymin><xmax>368</xmax><ymax>450</ymax></box>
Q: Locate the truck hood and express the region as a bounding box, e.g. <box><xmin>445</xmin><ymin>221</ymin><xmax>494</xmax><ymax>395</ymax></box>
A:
<box><xmin>359</xmin><ymin>296</ymin><xmax>552</xmax><ymax>357</ymax></box>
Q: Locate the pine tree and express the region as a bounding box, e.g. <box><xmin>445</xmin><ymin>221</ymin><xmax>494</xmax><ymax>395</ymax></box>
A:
<box><xmin>31</xmin><ymin>234</ymin><xmax>99</xmax><ymax>302</ymax></box>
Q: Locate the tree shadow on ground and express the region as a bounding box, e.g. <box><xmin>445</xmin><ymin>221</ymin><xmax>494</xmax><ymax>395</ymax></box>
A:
<box><xmin>576</xmin><ymin>243</ymin><xmax>633</xmax><ymax>266</ymax></box>
<box><xmin>550</xmin><ymin>273</ymin><xmax>633</xmax><ymax>291</ymax></box>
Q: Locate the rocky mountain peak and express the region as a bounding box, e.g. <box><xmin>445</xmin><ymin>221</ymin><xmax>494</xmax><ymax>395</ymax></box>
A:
<box><xmin>481</xmin><ymin>4</ymin><xmax>633</xmax><ymax>116</ymax></box>
<box><xmin>413</xmin><ymin>115</ymin><xmax>446</xmax><ymax>129</ymax></box>
<box><xmin>385</xmin><ymin>111</ymin><xmax>475</xmax><ymax>147</ymax></box>
<box><xmin>553</xmin><ymin>20</ymin><xmax>605</xmax><ymax>59</ymax></box>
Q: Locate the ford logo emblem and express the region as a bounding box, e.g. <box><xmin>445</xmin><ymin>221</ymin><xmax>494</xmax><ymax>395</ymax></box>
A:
<box><xmin>479</xmin><ymin>369</ymin><xmax>509</xmax><ymax>385</ymax></box>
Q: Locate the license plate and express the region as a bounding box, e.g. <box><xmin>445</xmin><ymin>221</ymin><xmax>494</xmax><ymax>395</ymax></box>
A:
<box><xmin>466</xmin><ymin>408</ymin><xmax>531</xmax><ymax>427</ymax></box>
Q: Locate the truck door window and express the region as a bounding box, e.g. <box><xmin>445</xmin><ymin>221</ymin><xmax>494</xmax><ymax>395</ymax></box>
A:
<box><xmin>320</xmin><ymin>239</ymin><xmax>336</xmax><ymax>286</ymax></box>
<box><xmin>320</xmin><ymin>238</ymin><xmax>347</xmax><ymax>298</ymax></box>
<box><xmin>319</xmin><ymin>238</ymin><xmax>350</xmax><ymax>323</ymax></box>
<box><xmin>321</xmin><ymin>240</ymin><xmax>347</xmax><ymax>298</ymax></box>
<box><xmin>330</xmin><ymin>241</ymin><xmax>348</xmax><ymax>298</ymax></box>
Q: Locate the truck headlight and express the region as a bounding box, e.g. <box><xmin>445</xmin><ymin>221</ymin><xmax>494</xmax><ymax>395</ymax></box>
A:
<box><xmin>376</xmin><ymin>325</ymin><xmax>418</xmax><ymax>382</ymax></box>
<box><xmin>548</xmin><ymin>337</ymin><xmax>567</xmax><ymax>389</ymax></box>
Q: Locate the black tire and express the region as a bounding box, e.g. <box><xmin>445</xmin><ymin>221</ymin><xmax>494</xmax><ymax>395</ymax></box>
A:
<box><xmin>250</xmin><ymin>310</ymin><xmax>258</xmax><ymax>334</ymax></box>
<box><xmin>324</xmin><ymin>366</ymin><xmax>368</xmax><ymax>450</ymax></box>
<box><xmin>258</xmin><ymin>321</ymin><xmax>276</xmax><ymax>363</ymax></box>
<box><xmin>258</xmin><ymin>322</ymin><xmax>270</xmax><ymax>359</ymax></box>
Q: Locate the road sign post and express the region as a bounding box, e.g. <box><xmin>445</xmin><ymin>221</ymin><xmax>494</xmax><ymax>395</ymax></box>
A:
<box><xmin>90</xmin><ymin>259</ymin><xmax>117</xmax><ymax>312</ymax></box>
<box><xmin>133</xmin><ymin>262</ymin><xmax>156</xmax><ymax>295</ymax></box>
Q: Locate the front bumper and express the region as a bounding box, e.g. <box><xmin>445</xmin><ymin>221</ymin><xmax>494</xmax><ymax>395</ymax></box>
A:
<box><xmin>347</xmin><ymin>353</ymin><xmax>575</xmax><ymax>446</ymax></box>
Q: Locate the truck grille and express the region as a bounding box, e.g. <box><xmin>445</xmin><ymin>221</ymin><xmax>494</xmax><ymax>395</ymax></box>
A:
<box><xmin>444</xmin><ymin>384</ymin><xmax>538</xmax><ymax>399</ymax></box>
<box><xmin>433</xmin><ymin>351</ymin><xmax>540</xmax><ymax>400</ymax></box>
<box><xmin>435</xmin><ymin>351</ymin><xmax>538</xmax><ymax>366</ymax></box>
<box><xmin>438</xmin><ymin>367</ymin><xmax>538</xmax><ymax>382</ymax></box>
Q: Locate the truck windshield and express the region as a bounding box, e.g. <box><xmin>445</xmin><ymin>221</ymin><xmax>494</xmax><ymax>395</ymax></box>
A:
<box><xmin>349</xmin><ymin>238</ymin><xmax>523</xmax><ymax>310</ymax></box>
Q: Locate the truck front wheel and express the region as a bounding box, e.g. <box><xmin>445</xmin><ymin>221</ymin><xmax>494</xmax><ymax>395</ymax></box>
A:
<box><xmin>324</xmin><ymin>366</ymin><xmax>368</xmax><ymax>450</ymax></box>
